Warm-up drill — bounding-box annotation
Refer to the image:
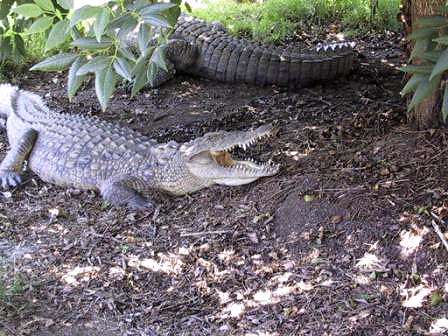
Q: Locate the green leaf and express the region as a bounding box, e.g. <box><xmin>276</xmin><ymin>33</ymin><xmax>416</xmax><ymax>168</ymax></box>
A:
<box><xmin>112</xmin><ymin>14</ymin><xmax>138</xmax><ymax>40</ymax></box>
<box><xmin>0</xmin><ymin>0</ymin><xmax>15</xmax><ymax>19</ymax></box>
<box><xmin>126</xmin><ymin>0</ymin><xmax>151</xmax><ymax>11</ymax></box>
<box><xmin>399</xmin><ymin>64</ymin><xmax>434</xmax><ymax>75</ymax></box>
<box><xmin>72</xmin><ymin>37</ymin><xmax>113</xmax><ymax>50</ymax></box>
<box><xmin>67</xmin><ymin>56</ymin><xmax>87</xmax><ymax>100</ymax></box>
<box><xmin>77</xmin><ymin>56</ymin><xmax>110</xmax><ymax>75</ymax></box>
<box><xmin>118</xmin><ymin>47</ymin><xmax>137</xmax><ymax>62</ymax></box>
<box><xmin>434</xmin><ymin>36</ymin><xmax>448</xmax><ymax>45</ymax></box>
<box><xmin>408</xmin><ymin>27</ymin><xmax>438</xmax><ymax>41</ymax></box>
<box><xmin>34</xmin><ymin>0</ymin><xmax>54</xmax><ymax>12</ymax></box>
<box><xmin>421</xmin><ymin>50</ymin><xmax>442</xmax><ymax>63</ymax></box>
<box><xmin>27</xmin><ymin>16</ymin><xmax>53</xmax><ymax>34</ymax></box>
<box><xmin>443</xmin><ymin>85</ymin><xmax>448</xmax><ymax>122</ymax></box>
<box><xmin>139</xmin><ymin>3</ymin><xmax>178</xmax><ymax>16</ymax></box>
<box><xmin>131</xmin><ymin>49</ymin><xmax>153</xmax><ymax>76</ymax></box>
<box><xmin>94</xmin><ymin>8</ymin><xmax>110</xmax><ymax>43</ymax></box>
<box><xmin>165</xmin><ymin>6</ymin><xmax>181</xmax><ymax>26</ymax></box>
<box><xmin>0</xmin><ymin>36</ymin><xmax>13</xmax><ymax>62</ymax></box>
<box><xmin>417</xmin><ymin>16</ymin><xmax>448</xmax><ymax>28</ymax></box>
<box><xmin>13</xmin><ymin>35</ymin><xmax>25</xmax><ymax>58</ymax></box>
<box><xmin>45</xmin><ymin>19</ymin><xmax>70</xmax><ymax>51</ymax></box>
<box><xmin>430</xmin><ymin>290</ymin><xmax>444</xmax><ymax>306</ymax></box>
<box><xmin>57</xmin><ymin>0</ymin><xmax>73</xmax><ymax>10</ymax></box>
<box><xmin>70</xmin><ymin>5</ymin><xmax>101</xmax><ymax>27</ymax></box>
<box><xmin>410</xmin><ymin>39</ymin><xmax>429</xmax><ymax>61</ymax></box>
<box><xmin>146</xmin><ymin>62</ymin><xmax>157</xmax><ymax>87</ymax></box>
<box><xmin>430</xmin><ymin>48</ymin><xmax>448</xmax><ymax>80</ymax></box>
<box><xmin>141</xmin><ymin>14</ymin><xmax>172</xmax><ymax>28</ymax></box>
<box><xmin>407</xmin><ymin>75</ymin><xmax>442</xmax><ymax>112</ymax></box>
<box><xmin>95</xmin><ymin>65</ymin><xmax>116</xmax><ymax>111</ymax></box>
<box><xmin>184</xmin><ymin>1</ymin><xmax>192</xmax><ymax>13</ymax></box>
<box><xmin>131</xmin><ymin>51</ymin><xmax>153</xmax><ymax>96</ymax></box>
<box><xmin>30</xmin><ymin>53</ymin><xmax>77</xmax><ymax>71</ymax></box>
<box><xmin>304</xmin><ymin>195</ymin><xmax>314</xmax><ymax>202</ymax></box>
<box><xmin>138</xmin><ymin>24</ymin><xmax>152</xmax><ymax>54</ymax></box>
<box><xmin>151</xmin><ymin>47</ymin><xmax>168</xmax><ymax>71</ymax></box>
<box><xmin>132</xmin><ymin>70</ymin><xmax>148</xmax><ymax>97</ymax></box>
<box><xmin>108</xmin><ymin>13</ymin><xmax>135</xmax><ymax>30</ymax></box>
<box><xmin>401</xmin><ymin>74</ymin><xmax>427</xmax><ymax>96</ymax></box>
<box><xmin>12</xmin><ymin>4</ymin><xmax>44</xmax><ymax>18</ymax></box>
<box><xmin>113</xmin><ymin>57</ymin><xmax>133</xmax><ymax>81</ymax></box>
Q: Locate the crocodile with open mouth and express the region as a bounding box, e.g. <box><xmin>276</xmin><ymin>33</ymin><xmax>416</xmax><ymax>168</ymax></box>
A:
<box><xmin>0</xmin><ymin>84</ymin><xmax>278</xmax><ymax>209</ymax></box>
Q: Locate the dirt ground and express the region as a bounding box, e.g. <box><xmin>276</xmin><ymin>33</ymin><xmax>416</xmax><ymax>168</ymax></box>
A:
<box><xmin>1</xmin><ymin>30</ymin><xmax>448</xmax><ymax>336</ymax></box>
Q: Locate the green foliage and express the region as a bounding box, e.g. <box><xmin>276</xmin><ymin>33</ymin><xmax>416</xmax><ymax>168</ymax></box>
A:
<box><xmin>0</xmin><ymin>268</ymin><xmax>28</xmax><ymax>316</ymax></box>
<box><xmin>28</xmin><ymin>0</ymin><xmax>181</xmax><ymax>111</ymax></box>
<box><xmin>192</xmin><ymin>0</ymin><xmax>400</xmax><ymax>43</ymax></box>
<box><xmin>0</xmin><ymin>0</ymin><xmax>69</xmax><ymax>64</ymax></box>
<box><xmin>400</xmin><ymin>14</ymin><xmax>448</xmax><ymax>122</ymax></box>
<box><xmin>0</xmin><ymin>0</ymin><xmax>181</xmax><ymax>110</ymax></box>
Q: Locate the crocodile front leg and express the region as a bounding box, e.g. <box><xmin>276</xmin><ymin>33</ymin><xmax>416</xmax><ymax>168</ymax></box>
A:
<box><xmin>0</xmin><ymin>129</ymin><xmax>37</xmax><ymax>189</ymax></box>
<box><xmin>148</xmin><ymin>62</ymin><xmax>176</xmax><ymax>88</ymax></box>
<box><xmin>148</xmin><ymin>39</ymin><xmax>197</xmax><ymax>88</ymax></box>
<box><xmin>101</xmin><ymin>176</ymin><xmax>154</xmax><ymax>211</ymax></box>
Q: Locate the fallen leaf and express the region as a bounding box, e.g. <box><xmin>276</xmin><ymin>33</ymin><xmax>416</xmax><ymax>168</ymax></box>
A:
<box><xmin>304</xmin><ymin>195</ymin><xmax>314</xmax><ymax>202</ymax></box>
<box><xmin>330</xmin><ymin>215</ymin><xmax>343</xmax><ymax>224</ymax></box>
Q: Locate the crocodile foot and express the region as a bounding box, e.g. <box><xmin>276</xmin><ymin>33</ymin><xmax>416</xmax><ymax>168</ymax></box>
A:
<box><xmin>101</xmin><ymin>181</ymin><xmax>154</xmax><ymax>211</ymax></box>
<box><xmin>0</xmin><ymin>170</ymin><xmax>22</xmax><ymax>189</ymax></box>
<box><xmin>127</xmin><ymin>195</ymin><xmax>155</xmax><ymax>212</ymax></box>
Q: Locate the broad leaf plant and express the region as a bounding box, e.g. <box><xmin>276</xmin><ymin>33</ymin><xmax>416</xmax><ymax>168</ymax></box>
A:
<box><xmin>400</xmin><ymin>14</ymin><xmax>448</xmax><ymax>122</ymax></box>
<box><xmin>1</xmin><ymin>0</ymin><xmax>182</xmax><ymax>110</ymax></box>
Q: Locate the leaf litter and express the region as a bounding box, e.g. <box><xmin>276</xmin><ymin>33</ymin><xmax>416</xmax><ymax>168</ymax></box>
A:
<box><xmin>0</xmin><ymin>28</ymin><xmax>447</xmax><ymax>335</ymax></box>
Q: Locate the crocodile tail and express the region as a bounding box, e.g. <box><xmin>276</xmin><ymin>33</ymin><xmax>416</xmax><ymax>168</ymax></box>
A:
<box><xmin>237</xmin><ymin>42</ymin><xmax>356</xmax><ymax>87</ymax></box>
<box><xmin>175</xmin><ymin>15</ymin><xmax>356</xmax><ymax>87</ymax></box>
<box><xmin>0</xmin><ymin>83</ymin><xmax>19</xmax><ymax>120</ymax></box>
<box><xmin>198</xmin><ymin>38</ymin><xmax>356</xmax><ymax>87</ymax></box>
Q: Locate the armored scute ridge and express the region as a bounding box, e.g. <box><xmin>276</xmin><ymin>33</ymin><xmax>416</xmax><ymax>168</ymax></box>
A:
<box><xmin>128</xmin><ymin>15</ymin><xmax>357</xmax><ymax>88</ymax></box>
<box><xmin>0</xmin><ymin>84</ymin><xmax>278</xmax><ymax>209</ymax></box>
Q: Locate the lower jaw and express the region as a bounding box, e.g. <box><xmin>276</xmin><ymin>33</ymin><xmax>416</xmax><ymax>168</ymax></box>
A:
<box><xmin>163</xmin><ymin>178</ymin><xmax>215</xmax><ymax>196</ymax></box>
<box><xmin>212</xmin><ymin>177</ymin><xmax>260</xmax><ymax>186</ymax></box>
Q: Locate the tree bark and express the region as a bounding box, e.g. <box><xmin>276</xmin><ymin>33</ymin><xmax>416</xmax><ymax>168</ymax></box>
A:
<box><xmin>402</xmin><ymin>0</ymin><xmax>445</xmax><ymax>129</ymax></box>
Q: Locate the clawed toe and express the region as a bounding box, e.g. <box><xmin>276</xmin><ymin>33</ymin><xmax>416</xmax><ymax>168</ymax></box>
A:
<box><xmin>128</xmin><ymin>197</ymin><xmax>154</xmax><ymax>212</ymax></box>
<box><xmin>0</xmin><ymin>170</ymin><xmax>22</xmax><ymax>189</ymax></box>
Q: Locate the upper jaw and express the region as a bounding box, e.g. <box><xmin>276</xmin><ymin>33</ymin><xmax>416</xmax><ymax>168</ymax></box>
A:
<box><xmin>181</xmin><ymin>124</ymin><xmax>276</xmax><ymax>157</ymax></box>
<box><xmin>183</xmin><ymin>124</ymin><xmax>279</xmax><ymax>184</ymax></box>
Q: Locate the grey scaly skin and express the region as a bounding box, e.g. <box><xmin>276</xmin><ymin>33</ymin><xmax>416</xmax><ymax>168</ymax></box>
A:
<box><xmin>128</xmin><ymin>14</ymin><xmax>357</xmax><ymax>88</ymax></box>
<box><xmin>0</xmin><ymin>84</ymin><xmax>279</xmax><ymax>209</ymax></box>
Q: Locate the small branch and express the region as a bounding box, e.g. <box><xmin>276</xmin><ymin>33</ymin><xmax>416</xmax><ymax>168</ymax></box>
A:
<box><xmin>430</xmin><ymin>212</ymin><xmax>448</xmax><ymax>253</ymax></box>
<box><xmin>180</xmin><ymin>230</ymin><xmax>232</xmax><ymax>237</ymax></box>
<box><xmin>431</xmin><ymin>220</ymin><xmax>448</xmax><ymax>253</ymax></box>
<box><xmin>0</xmin><ymin>320</ymin><xmax>18</xmax><ymax>336</ymax></box>
<box><xmin>313</xmin><ymin>186</ymin><xmax>365</xmax><ymax>192</ymax></box>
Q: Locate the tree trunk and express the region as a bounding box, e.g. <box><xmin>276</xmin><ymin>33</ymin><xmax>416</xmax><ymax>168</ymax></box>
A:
<box><xmin>402</xmin><ymin>0</ymin><xmax>445</xmax><ymax>129</ymax></box>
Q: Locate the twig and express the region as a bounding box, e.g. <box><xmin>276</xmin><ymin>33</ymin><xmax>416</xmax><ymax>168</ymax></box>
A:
<box><xmin>431</xmin><ymin>220</ymin><xmax>448</xmax><ymax>253</ymax></box>
<box><xmin>424</xmin><ymin>146</ymin><xmax>448</xmax><ymax>165</ymax></box>
<box><xmin>0</xmin><ymin>320</ymin><xmax>18</xmax><ymax>336</ymax></box>
<box><xmin>430</xmin><ymin>212</ymin><xmax>448</xmax><ymax>252</ymax></box>
<box><xmin>268</xmin><ymin>184</ymin><xmax>296</xmax><ymax>200</ymax></box>
<box><xmin>313</xmin><ymin>186</ymin><xmax>365</xmax><ymax>192</ymax></box>
<box><xmin>180</xmin><ymin>230</ymin><xmax>232</xmax><ymax>237</ymax></box>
